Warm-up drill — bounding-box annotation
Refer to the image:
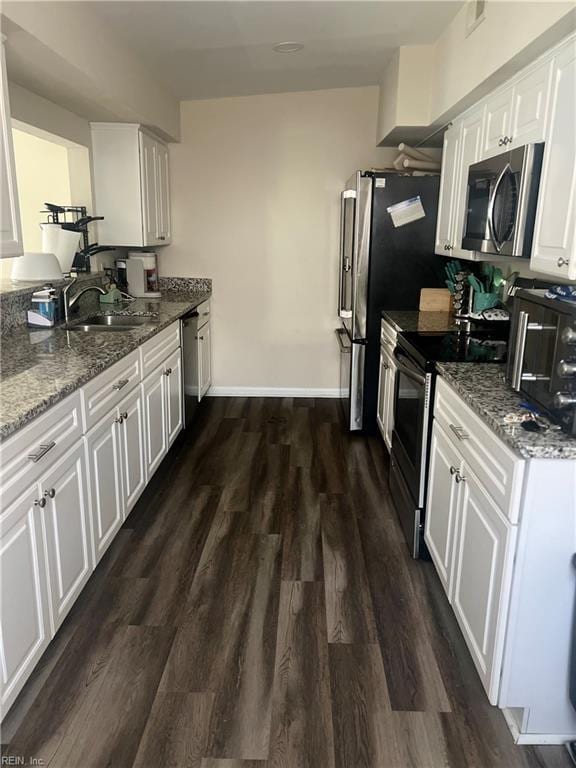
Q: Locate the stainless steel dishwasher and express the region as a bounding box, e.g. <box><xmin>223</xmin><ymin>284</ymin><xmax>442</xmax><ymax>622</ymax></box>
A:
<box><xmin>181</xmin><ymin>309</ymin><xmax>201</xmax><ymax>427</ymax></box>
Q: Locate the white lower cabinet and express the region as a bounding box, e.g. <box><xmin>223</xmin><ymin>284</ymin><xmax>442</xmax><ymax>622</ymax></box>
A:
<box><xmin>165</xmin><ymin>347</ymin><xmax>183</xmax><ymax>447</ymax></box>
<box><xmin>424</xmin><ymin>422</ymin><xmax>462</xmax><ymax>599</ymax></box>
<box><xmin>40</xmin><ymin>443</ymin><xmax>91</xmax><ymax>634</ymax></box>
<box><xmin>142</xmin><ymin>366</ymin><xmax>168</xmax><ymax>476</ymax></box>
<box><xmin>0</xmin><ymin>487</ymin><xmax>50</xmax><ymax>714</ymax></box>
<box><xmin>376</xmin><ymin>342</ymin><xmax>396</xmax><ymax>451</ymax></box>
<box><xmin>85</xmin><ymin>409</ymin><xmax>124</xmax><ymax>565</ymax></box>
<box><xmin>118</xmin><ymin>387</ymin><xmax>147</xmax><ymax>514</ymax></box>
<box><xmin>427</xmin><ymin>382</ymin><xmax>520</xmax><ymax>706</ymax></box>
<box><xmin>0</xmin><ymin>323</ymin><xmax>185</xmax><ymax>718</ymax></box>
<box><xmin>451</xmin><ymin>464</ymin><xmax>516</xmax><ymax>704</ymax></box>
<box><xmin>198</xmin><ymin>321</ymin><xmax>211</xmax><ymax>399</ymax></box>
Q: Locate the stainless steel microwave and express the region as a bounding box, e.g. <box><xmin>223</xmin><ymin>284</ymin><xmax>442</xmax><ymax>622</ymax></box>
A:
<box><xmin>462</xmin><ymin>143</ymin><xmax>544</xmax><ymax>258</ymax></box>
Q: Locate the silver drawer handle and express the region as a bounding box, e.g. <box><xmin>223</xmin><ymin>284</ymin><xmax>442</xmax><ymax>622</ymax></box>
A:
<box><xmin>449</xmin><ymin>423</ymin><xmax>469</xmax><ymax>441</ymax></box>
<box><xmin>450</xmin><ymin>465</ymin><xmax>458</xmax><ymax>475</ymax></box>
<box><xmin>557</xmin><ymin>257</ymin><xmax>569</xmax><ymax>267</ymax></box>
<box><xmin>455</xmin><ymin>473</ymin><xmax>467</xmax><ymax>484</ymax></box>
<box><xmin>112</xmin><ymin>378</ymin><xmax>129</xmax><ymax>391</ymax></box>
<box><xmin>34</xmin><ymin>497</ymin><xmax>46</xmax><ymax>508</ymax></box>
<box><xmin>114</xmin><ymin>415</ymin><xmax>124</xmax><ymax>424</ymax></box>
<box><xmin>28</xmin><ymin>441</ymin><xmax>56</xmax><ymax>463</ymax></box>
<box><xmin>44</xmin><ymin>488</ymin><xmax>56</xmax><ymax>499</ymax></box>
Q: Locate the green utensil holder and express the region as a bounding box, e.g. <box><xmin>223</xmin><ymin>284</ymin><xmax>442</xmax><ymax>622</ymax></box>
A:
<box><xmin>473</xmin><ymin>292</ymin><xmax>499</xmax><ymax>313</ymax></box>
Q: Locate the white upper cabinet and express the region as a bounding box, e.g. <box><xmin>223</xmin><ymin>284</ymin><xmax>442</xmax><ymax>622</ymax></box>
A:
<box><xmin>451</xmin><ymin>106</ymin><xmax>485</xmax><ymax>257</ymax></box>
<box><xmin>510</xmin><ymin>61</ymin><xmax>552</xmax><ymax>147</ymax></box>
<box><xmin>435</xmin><ymin>122</ymin><xmax>461</xmax><ymax>256</ymax></box>
<box><xmin>435</xmin><ymin>34</ymin><xmax>575</xmax><ymax>273</ymax></box>
<box><xmin>91</xmin><ymin>123</ymin><xmax>171</xmax><ymax>248</ymax></box>
<box><xmin>531</xmin><ymin>43</ymin><xmax>576</xmax><ymax>280</ymax></box>
<box><xmin>0</xmin><ymin>40</ymin><xmax>23</xmax><ymax>259</ymax></box>
<box><xmin>482</xmin><ymin>86</ymin><xmax>513</xmax><ymax>159</ymax></box>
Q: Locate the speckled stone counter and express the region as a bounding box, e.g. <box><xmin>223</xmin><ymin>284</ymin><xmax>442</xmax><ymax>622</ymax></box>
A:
<box><xmin>382</xmin><ymin>310</ymin><xmax>460</xmax><ymax>333</ymax></box>
<box><xmin>0</xmin><ymin>289</ymin><xmax>211</xmax><ymax>442</ymax></box>
<box><xmin>436</xmin><ymin>363</ymin><xmax>576</xmax><ymax>460</ymax></box>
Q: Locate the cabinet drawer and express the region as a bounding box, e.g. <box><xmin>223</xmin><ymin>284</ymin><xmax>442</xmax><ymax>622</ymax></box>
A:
<box><xmin>140</xmin><ymin>321</ymin><xmax>180</xmax><ymax>378</ymax></box>
<box><xmin>0</xmin><ymin>392</ymin><xmax>83</xmax><ymax>509</ymax></box>
<box><xmin>197</xmin><ymin>300</ymin><xmax>211</xmax><ymax>330</ymax></box>
<box><xmin>434</xmin><ymin>377</ymin><xmax>524</xmax><ymax>523</ymax></box>
<box><xmin>81</xmin><ymin>350</ymin><xmax>140</xmax><ymax>432</ymax></box>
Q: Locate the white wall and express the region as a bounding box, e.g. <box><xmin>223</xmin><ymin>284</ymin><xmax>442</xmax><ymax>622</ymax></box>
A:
<box><xmin>2</xmin><ymin>2</ymin><xmax>180</xmax><ymax>141</ymax></box>
<box><xmin>161</xmin><ymin>86</ymin><xmax>396</xmax><ymax>393</ymax></box>
<box><xmin>430</xmin><ymin>1</ymin><xmax>576</xmax><ymax>122</ymax></box>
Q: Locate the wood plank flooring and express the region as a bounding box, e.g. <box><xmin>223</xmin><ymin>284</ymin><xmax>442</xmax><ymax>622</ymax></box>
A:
<box><xmin>2</xmin><ymin>397</ymin><xmax>572</xmax><ymax>767</ymax></box>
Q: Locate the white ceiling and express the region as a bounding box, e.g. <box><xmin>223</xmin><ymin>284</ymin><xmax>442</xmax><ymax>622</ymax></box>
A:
<box><xmin>85</xmin><ymin>1</ymin><xmax>464</xmax><ymax>100</ymax></box>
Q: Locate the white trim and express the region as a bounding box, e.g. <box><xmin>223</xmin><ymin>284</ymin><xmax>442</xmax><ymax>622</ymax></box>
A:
<box><xmin>206</xmin><ymin>386</ymin><xmax>342</xmax><ymax>398</ymax></box>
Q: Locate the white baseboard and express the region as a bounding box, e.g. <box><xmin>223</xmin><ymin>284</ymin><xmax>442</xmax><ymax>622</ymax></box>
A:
<box><xmin>206</xmin><ymin>386</ymin><xmax>342</xmax><ymax>398</ymax></box>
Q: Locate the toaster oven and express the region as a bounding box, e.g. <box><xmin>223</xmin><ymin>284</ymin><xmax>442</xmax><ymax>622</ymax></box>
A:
<box><xmin>506</xmin><ymin>289</ymin><xmax>576</xmax><ymax>434</ymax></box>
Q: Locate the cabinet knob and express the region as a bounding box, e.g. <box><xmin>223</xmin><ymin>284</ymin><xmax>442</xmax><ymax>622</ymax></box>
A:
<box><xmin>449</xmin><ymin>465</ymin><xmax>458</xmax><ymax>475</ymax></box>
<box><xmin>498</xmin><ymin>138</ymin><xmax>504</xmax><ymax>147</ymax></box>
<box><xmin>164</xmin><ymin>367</ymin><xmax>172</xmax><ymax>376</ymax></box>
<box><xmin>122</xmin><ymin>411</ymin><xmax>128</xmax><ymax>420</ymax></box>
<box><xmin>557</xmin><ymin>257</ymin><xmax>569</xmax><ymax>267</ymax></box>
<box><xmin>34</xmin><ymin>497</ymin><xmax>46</xmax><ymax>508</ymax></box>
<box><xmin>199</xmin><ymin>336</ymin><xmax>204</xmax><ymax>341</ymax></box>
<box><xmin>114</xmin><ymin>415</ymin><xmax>124</xmax><ymax>424</ymax></box>
<box><xmin>455</xmin><ymin>473</ymin><xmax>467</xmax><ymax>484</ymax></box>
<box><xmin>44</xmin><ymin>488</ymin><xmax>56</xmax><ymax>499</ymax></box>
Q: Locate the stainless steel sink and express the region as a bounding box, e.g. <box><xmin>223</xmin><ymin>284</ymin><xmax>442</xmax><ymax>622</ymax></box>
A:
<box><xmin>64</xmin><ymin>315</ymin><xmax>159</xmax><ymax>332</ymax></box>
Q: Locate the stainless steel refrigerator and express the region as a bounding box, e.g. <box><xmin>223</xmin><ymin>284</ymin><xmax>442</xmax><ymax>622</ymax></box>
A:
<box><xmin>335</xmin><ymin>171</ymin><xmax>444</xmax><ymax>432</ymax></box>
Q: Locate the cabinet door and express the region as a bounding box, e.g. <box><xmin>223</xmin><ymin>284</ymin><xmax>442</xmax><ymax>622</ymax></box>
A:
<box><xmin>452</xmin><ymin>466</ymin><xmax>517</xmax><ymax>704</ymax></box>
<box><xmin>376</xmin><ymin>349</ymin><xmax>388</xmax><ymax>441</ymax></box>
<box><xmin>156</xmin><ymin>141</ymin><xmax>171</xmax><ymax>244</ymax></box>
<box><xmin>510</xmin><ymin>60</ymin><xmax>552</xmax><ymax>147</ymax></box>
<box><xmin>0</xmin><ymin>486</ymin><xmax>50</xmax><ymax>713</ymax></box>
<box><xmin>142</xmin><ymin>369</ymin><xmax>167</xmax><ymax>477</ymax></box>
<box><xmin>139</xmin><ymin>131</ymin><xmax>159</xmax><ymax>247</ymax></box>
<box><xmin>482</xmin><ymin>87</ymin><xmax>513</xmax><ymax>158</ymax></box>
<box><xmin>85</xmin><ymin>413</ymin><xmax>124</xmax><ymax>566</ymax></box>
<box><xmin>424</xmin><ymin>422</ymin><xmax>462</xmax><ymax>599</ymax></box>
<box><xmin>451</xmin><ymin>106</ymin><xmax>485</xmax><ymax>256</ymax></box>
<box><xmin>40</xmin><ymin>443</ymin><xmax>91</xmax><ymax>634</ymax></box>
<box><xmin>0</xmin><ymin>43</ymin><xmax>23</xmax><ymax>258</ymax></box>
<box><xmin>118</xmin><ymin>387</ymin><xmax>147</xmax><ymax>515</ymax></box>
<box><xmin>198</xmin><ymin>322</ymin><xmax>211</xmax><ymax>400</ymax></box>
<box><xmin>531</xmin><ymin>43</ymin><xmax>576</xmax><ymax>280</ymax></box>
<box><xmin>165</xmin><ymin>348</ymin><xmax>183</xmax><ymax>448</ymax></box>
<box><xmin>435</xmin><ymin>122</ymin><xmax>461</xmax><ymax>255</ymax></box>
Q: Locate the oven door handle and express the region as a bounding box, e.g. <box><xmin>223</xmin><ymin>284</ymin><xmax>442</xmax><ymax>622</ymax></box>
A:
<box><xmin>393</xmin><ymin>348</ymin><xmax>426</xmax><ymax>385</ymax></box>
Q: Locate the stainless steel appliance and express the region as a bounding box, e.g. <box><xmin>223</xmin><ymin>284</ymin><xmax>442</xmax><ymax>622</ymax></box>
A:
<box><xmin>336</xmin><ymin>171</ymin><xmax>444</xmax><ymax>432</ymax></box>
<box><xmin>181</xmin><ymin>309</ymin><xmax>201</xmax><ymax>427</ymax></box>
<box><xmin>391</xmin><ymin>328</ymin><xmax>509</xmax><ymax>557</ymax></box>
<box><xmin>507</xmin><ymin>289</ymin><xmax>576</xmax><ymax>435</ymax></box>
<box><xmin>462</xmin><ymin>143</ymin><xmax>544</xmax><ymax>258</ymax></box>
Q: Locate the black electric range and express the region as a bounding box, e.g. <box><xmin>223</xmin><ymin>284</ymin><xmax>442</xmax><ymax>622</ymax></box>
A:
<box><xmin>397</xmin><ymin>327</ymin><xmax>509</xmax><ymax>370</ymax></box>
<box><xmin>390</xmin><ymin>325</ymin><xmax>509</xmax><ymax>559</ymax></box>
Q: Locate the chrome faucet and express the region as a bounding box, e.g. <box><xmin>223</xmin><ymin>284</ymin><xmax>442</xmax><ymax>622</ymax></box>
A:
<box><xmin>63</xmin><ymin>274</ymin><xmax>107</xmax><ymax>325</ymax></box>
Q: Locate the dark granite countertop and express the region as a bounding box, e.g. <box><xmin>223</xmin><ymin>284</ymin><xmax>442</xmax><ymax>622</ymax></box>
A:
<box><xmin>0</xmin><ymin>289</ymin><xmax>211</xmax><ymax>442</ymax></box>
<box><xmin>382</xmin><ymin>310</ymin><xmax>460</xmax><ymax>333</ymax></box>
<box><xmin>436</xmin><ymin>363</ymin><xmax>576</xmax><ymax>460</ymax></box>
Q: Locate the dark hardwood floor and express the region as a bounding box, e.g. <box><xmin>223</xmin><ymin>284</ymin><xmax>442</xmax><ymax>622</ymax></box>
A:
<box><xmin>2</xmin><ymin>397</ymin><xmax>572</xmax><ymax>767</ymax></box>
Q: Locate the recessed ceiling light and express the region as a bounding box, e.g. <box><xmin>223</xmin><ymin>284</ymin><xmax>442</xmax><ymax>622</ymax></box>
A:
<box><xmin>273</xmin><ymin>42</ymin><xmax>304</xmax><ymax>54</ymax></box>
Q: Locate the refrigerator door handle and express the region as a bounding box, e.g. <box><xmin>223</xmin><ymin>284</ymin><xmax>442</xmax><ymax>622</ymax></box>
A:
<box><xmin>338</xmin><ymin>190</ymin><xmax>355</xmax><ymax>319</ymax></box>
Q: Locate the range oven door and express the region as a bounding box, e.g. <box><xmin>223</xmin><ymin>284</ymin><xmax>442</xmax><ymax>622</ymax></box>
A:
<box><xmin>462</xmin><ymin>143</ymin><xmax>543</xmax><ymax>258</ymax></box>
<box><xmin>335</xmin><ymin>326</ymin><xmax>364</xmax><ymax>431</ymax></box>
<box><xmin>391</xmin><ymin>348</ymin><xmax>431</xmax><ymax>507</ymax></box>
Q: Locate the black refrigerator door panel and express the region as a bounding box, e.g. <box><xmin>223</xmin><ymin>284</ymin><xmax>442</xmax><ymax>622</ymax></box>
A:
<box><xmin>361</xmin><ymin>174</ymin><xmax>444</xmax><ymax>433</ymax></box>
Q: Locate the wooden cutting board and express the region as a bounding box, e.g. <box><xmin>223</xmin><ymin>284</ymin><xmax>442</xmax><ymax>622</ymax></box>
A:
<box><xmin>419</xmin><ymin>288</ymin><xmax>452</xmax><ymax>312</ymax></box>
